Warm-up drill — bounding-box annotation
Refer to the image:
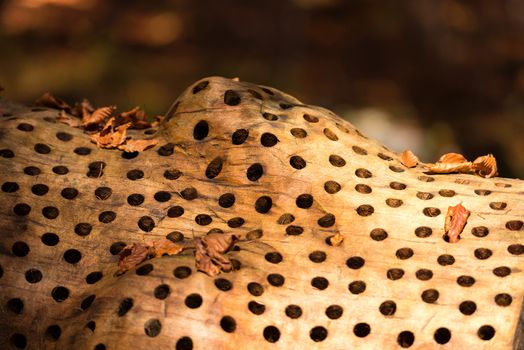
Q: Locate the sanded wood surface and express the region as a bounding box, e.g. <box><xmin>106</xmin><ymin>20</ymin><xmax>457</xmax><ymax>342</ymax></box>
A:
<box><xmin>0</xmin><ymin>77</ymin><xmax>523</xmax><ymax>349</ymax></box>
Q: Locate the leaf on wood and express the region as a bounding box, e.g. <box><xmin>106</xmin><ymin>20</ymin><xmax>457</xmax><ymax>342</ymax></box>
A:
<box><xmin>152</xmin><ymin>239</ymin><xmax>185</xmax><ymax>257</ymax></box>
<box><xmin>83</xmin><ymin>106</ymin><xmax>116</xmax><ymax>128</ymax></box>
<box><xmin>90</xmin><ymin>118</ymin><xmax>131</xmax><ymax>149</ymax></box>
<box><xmin>444</xmin><ymin>203</ymin><xmax>470</xmax><ymax>243</ymax></box>
<box><xmin>194</xmin><ymin>233</ymin><xmax>238</xmax><ymax>276</ymax></box>
<box><xmin>73</xmin><ymin>98</ymin><xmax>95</xmax><ymax>119</ymax></box>
<box><xmin>328</xmin><ymin>233</ymin><xmax>344</xmax><ymax>246</ymax></box>
<box><xmin>473</xmin><ymin>154</ymin><xmax>498</xmax><ymax>178</ymax></box>
<box><xmin>118</xmin><ymin>243</ymin><xmax>154</xmax><ymax>274</ymax></box>
<box><xmin>116</xmin><ymin>106</ymin><xmax>150</xmax><ymax>129</ymax></box>
<box><xmin>426</xmin><ymin>161</ymin><xmax>473</xmax><ymax>174</ymax></box>
<box><xmin>438</xmin><ymin>152</ymin><xmax>468</xmax><ymax>163</ymax></box>
<box><xmin>118</xmin><ymin>139</ymin><xmax>159</xmax><ymax>152</ymax></box>
<box><xmin>35</xmin><ymin>92</ymin><xmax>72</xmax><ymax>113</ymax></box>
<box><xmin>57</xmin><ymin>110</ymin><xmax>82</xmax><ymax>128</ymax></box>
<box><xmin>400</xmin><ymin>149</ymin><xmax>419</xmax><ymax>168</ymax></box>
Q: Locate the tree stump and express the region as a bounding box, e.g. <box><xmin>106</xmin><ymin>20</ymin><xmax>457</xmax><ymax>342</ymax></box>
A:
<box><xmin>0</xmin><ymin>76</ymin><xmax>522</xmax><ymax>349</ymax></box>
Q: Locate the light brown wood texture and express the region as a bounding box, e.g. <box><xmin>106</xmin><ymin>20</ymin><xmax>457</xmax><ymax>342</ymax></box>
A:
<box><xmin>0</xmin><ymin>76</ymin><xmax>523</xmax><ymax>350</ymax></box>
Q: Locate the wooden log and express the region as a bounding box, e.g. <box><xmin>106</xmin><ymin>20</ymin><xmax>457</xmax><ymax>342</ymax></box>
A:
<box><xmin>0</xmin><ymin>76</ymin><xmax>522</xmax><ymax>349</ymax></box>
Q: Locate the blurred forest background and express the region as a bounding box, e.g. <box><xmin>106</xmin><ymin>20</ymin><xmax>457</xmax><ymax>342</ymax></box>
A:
<box><xmin>0</xmin><ymin>0</ymin><xmax>523</xmax><ymax>178</ymax></box>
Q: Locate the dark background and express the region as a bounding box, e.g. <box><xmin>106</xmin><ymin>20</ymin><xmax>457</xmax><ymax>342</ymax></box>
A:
<box><xmin>1</xmin><ymin>0</ymin><xmax>523</xmax><ymax>177</ymax></box>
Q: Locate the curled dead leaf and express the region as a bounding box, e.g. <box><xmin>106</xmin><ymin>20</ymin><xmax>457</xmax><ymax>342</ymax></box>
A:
<box><xmin>35</xmin><ymin>92</ymin><xmax>72</xmax><ymax>113</ymax></box>
<box><xmin>152</xmin><ymin>239</ymin><xmax>184</xmax><ymax>256</ymax></box>
<box><xmin>473</xmin><ymin>154</ymin><xmax>498</xmax><ymax>178</ymax></box>
<box><xmin>400</xmin><ymin>150</ymin><xmax>419</xmax><ymax>168</ymax></box>
<box><xmin>83</xmin><ymin>106</ymin><xmax>116</xmax><ymax>128</ymax></box>
<box><xmin>57</xmin><ymin>110</ymin><xmax>82</xmax><ymax>128</ymax></box>
<box><xmin>73</xmin><ymin>98</ymin><xmax>95</xmax><ymax>120</ymax></box>
<box><xmin>328</xmin><ymin>233</ymin><xmax>344</xmax><ymax>247</ymax></box>
<box><xmin>426</xmin><ymin>162</ymin><xmax>473</xmax><ymax>174</ymax></box>
<box><xmin>118</xmin><ymin>139</ymin><xmax>159</xmax><ymax>152</ymax></box>
<box><xmin>194</xmin><ymin>233</ymin><xmax>238</xmax><ymax>276</ymax></box>
<box><xmin>118</xmin><ymin>243</ymin><xmax>154</xmax><ymax>274</ymax></box>
<box><xmin>438</xmin><ymin>152</ymin><xmax>468</xmax><ymax>163</ymax></box>
<box><xmin>90</xmin><ymin>118</ymin><xmax>131</xmax><ymax>149</ymax></box>
<box><xmin>444</xmin><ymin>203</ymin><xmax>470</xmax><ymax>243</ymax></box>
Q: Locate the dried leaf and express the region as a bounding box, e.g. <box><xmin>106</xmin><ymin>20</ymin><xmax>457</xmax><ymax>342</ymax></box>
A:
<box><xmin>473</xmin><ymin>154</ymin><xmax>498</xmax><ymax>178</ymax></box>
<box><xmin>118</xmin><ymin>139</ymin><xmax>159</xmax><ymax>152</ymax></box>
<box><xmin>35</xmin><ymin>92</ymin><xmax>72</xmax><ymax>112</ymax></box>
<box><xmin>400</xmin><ymin>150</ymin><xmax>419</xmax><ymax>168</ymax></box>
<box><xmin>194</xmin><ymin>233</ymin><xmax>238</xmax><ymax>276</ymax></box>
<box><xmin>152</xmin><ymin>239</ymin><xmax>184</xmax><ymax>256</ymax></box>
<box><xmin>426</xmin><ymin>162</ymin><xmax>473</xmax><ymax>174</ymax></box>
<box><xmin>73</xmin><ymin>98</ymin><xmax>95</xmax><ymax>119</ymax></box>
<box><xmin>118</xmin><ymin>243</ymin><xmax>154</xmax><ymax>274</ymax></box>
<box><xmin>90</xmin><ymin>118</ymin><xmax>131</xmax><ymax>149</ymax></box>
<box><xmin>438</xmin><ymin>152</ymin><xmax>468</xmax><ymax>163</ymax></box>
<box><xmin>328</xmin><ymin>233</ymin><xmax>344</xmax><ymax>246</ymax></box>
<box><xmin>83</xmin><ymin>106</ymin><xmax>116</xmax><ymax>128</ymax></box>
<box><xmin>444</xmin><ymin>203</ymin><xmax>470</xmax><ymax>243</ymax></box>
<box><xmin>56</xmin><ymin>110</ymin><xmax>82</xmax><ymax>127</ymax></box>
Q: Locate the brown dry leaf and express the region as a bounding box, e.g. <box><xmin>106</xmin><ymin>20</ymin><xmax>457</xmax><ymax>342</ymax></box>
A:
<box><xmin>56</xmin><ymin>110</ymin><xmax>82</xmax><ymax>128</ymax></box>
<box><xmin>426</xmin><ymin>161</ymin><xmax>473</xmax><ymax>174</ymax></box>
<box><xmin>438</xmin><ymin>152</ymin><xmax>468</xmax><ymax>163</ymax></box>
<box><xmin>400</xmin><ymin>150</ymin><xmax>419</xmax><ymax>168</ymax></box>
<box><xmin>35</xmin><ymin>92</ymin><xmax>72</xmax><ymax>112</ymax></box>
<box><xmin>194</xmin><ymin>233</ymin><xmax>238</xmax><ymax>276</ymax></box>
<box><xmin>73</xmin><ymin>98</ymin><xmax>95</xmax><ymax>119</ymax></box>
<box><xmin>444</xmin><ymin>203</ymin><xmax>470</xmax><ymax>243</ymax></box>
<box><xmin>118</xmin><ymin>139</ymin><xmax>159</xmax><ymax>152</ymax></box>
<box><xmin>152</xmin><ymin>239</ymin><xmax>185</xmax><ymax>257</ymax></box>
<box><xmin>118</xmin><ymin>243</ymin><xmax>154</xmax><ymax>274</ymax></box>
<box><xmin>328</xmin><ymin>233</ymin><xmax>344</xmax><ymax>246</ymax></box>
<box><xmin>90</xmin><ymin>118</ymin><xmax>131</xmax><ymax>149</ymax></box>
<box><xmin>473</xmin><ymin>154</ymin><xmax>498</xmax><ymax>178</ymax></box>
<box><xmin>83</xmin><ymin>106</ymin><xmax>116</xmax><ymax>128</ymax></box>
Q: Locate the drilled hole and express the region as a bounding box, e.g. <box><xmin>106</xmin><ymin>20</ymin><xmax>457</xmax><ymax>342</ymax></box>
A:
<box><xmin>506</xmin><ymin>220</ymin><xmax>523</xmax><ymax>231</ymax></box>
<box><xmin>386</xmin><ymin>198</ymin><xmax>402</xmax><ymax>207</ymax></box>
<box><xmin>263</xmin><ymin>326</ymin><xmax>281</xmax><ymax>343</ymax></box>
<box><xmin>232</xmin><ymin>129</ymin><xmax>249</xmax><ymax>145</ymax></box>
<box><xmin>390</xmin><ymin>182</ymin><xmax>406</xmax><ymax>190</ymax></box>
<box><xmin>184</xmin><ymin>293</ymin><xmax>203</xmax><ymax>308</ymax></box>
<box><xmin>421</xmin><ymin>289</ymin><xmax>439</xmax><ymax>303</ymax></box>
<box><xmin>265</xmin><ymin>252</ymin><xmax>282</xmax><ymax>264</ymax></box>
<box><xmin>346</xmin><ymin>256</ymin><xmax>365</xmax><ymax>269</ymax></box>
<box><xmin>260</xmin><ymin>132</ymin><xmax>279</xmax><ymax>147</ymax></box>
<box><xmin>439</xmin><ymin>189</ymin><xmax>456</xmax><ymax>197</ymax></box>
<box><xmin>247</xmin><ymin>163</ymin><xmax>263</xmax><ymax>181</ymax></box>
<box><xmin>370</xmin><ymin>228</ymin><xmax>388</xmax><ymax>241</ymax></box>
<box><xmin>247</xmin><ymin>282</ymin><xmax>264</xmax><ymax>296</ymax></box>
<box><xmin>397</xmin><ymin>331</ymin><xmax>415</xmax><ymax>348</ymax></box>
<box><xmin>174</xmin><ymin>266</ymin><xmax>192</xmax><ymax>279</ymax></box>
<box><xmin>434</xmin><ymin>328</ymin><xmax>451</xmax><ymax>344</ymax></box>
<box><xmin>356</xmin><ymin>205</ymin><xmax>374</xmax><ymax>216</ymax></box>
<box><xmin>477</xmin><ymin>325</ymin><xmax>495</xmax><ymax>340</ymax></box>
<box><xmin>356</xmin><ymin>184</ymin><xmax>372</xmax><ymax>194</ymax></box>
<box><xmin>205</xmin><ymin>157</ymin><xmax>223</xmax><ymax>179</ymax></box>
<box><xmin>285</xmin><ymin>305</ymin><xmax>302</xmax><ymax>319</ymax></box>
<box><xmin>309</xmin><ymin>251</ymin><xmax>326</xmax><ymax>263</ymax></box>
<box><xmin>262</xmin><ymin>112</ymin><xmax>278</xmax><ymax>121</ymax></box>
<box><xmin>474</xmin><ymin>248</ymin><xmax>492</xmax><ymax>260</ymax></box>
<box><xmin>353</xmin><ymin>323</ymin><xmax>371</xmax><ymax>337</ymax></box>
<box><xmin>348</xmin><ymin>281</ymin><xmax>366</xmax><ymax>294</ymax></box>
<box><xmin>387</xmin><ymin>268</ymin><xmax>404</xmax><ymax>280</ymax></box>
<box><xmin>220</xmin><ymin>316</ymin><xmax>236</xmax><ymax>333</ymax></box>
<box><xmin>416</xmin><ymin>269</ymin><xmax>433</xmax><ymax>281</ymax></box>
<box><xmin>144</xmin><ymin>319</ymin><xmax>162</xmax><ymax>337</ymax></box>
<box><xmin>355</xmin><ymin>168</ymin><xmax>372</xmax><ymax>178</ymax></box>
<box><xmin>489</xmin><ymin>202</ymin><xmax>507</xmax><ymax>210</ymax></box>
<box><xmin>267</xmin><ymin>273</ymin><xmax>285</xmax><ymax>287</ymax></box>
<box><xmin>193</xmin><ymin>120</ymin><xmax>209</xmax><ymax>140</ymax></box>
<box><xmin>389</xmin><ymin>165</ymin><xmax>404</xmax><ymax>173</ymax></box>
<box><xmin>352</xmin><ymin>146</ymin><xmax>367</xmax><ymax>155</ymax></box>
<box><xmin>248</xmin><ymin>301</ymin><xmax>265</xmax><ymax>315</ymax></box>
<box><xmin>192</xmin><ymin>80</ymin><xmax>209</xmax><ymax>94</ymax></box>
<box><xmin>290</xmin><ymin>155</ymin><xmax>306</xmax><ymax>169</ymax></box>
<box><xmin>396</xmin><ymin>248</ymin><xmax>413</xmax><ymax>259</ymax></box>
<box><xmin>508</xmin><ymin>244</ymin><xmax>524</xmax><ymax>255</ymax></box>
<box><xmin>415</xmin><ymin>226</ymin><xmax>432</xmax><ymax>238</ymax></box>
<box><xmin>471</xmin><ymin>226</ymin><xmax>489</xmax><ymax>237</ymax></box>
<box><xmin>459</xmin><ymin>300</ymin><xmax>476</xmax><ymax>315</ymax></box>
<box><xmin>323</xmin><ymin>128</ymin><xmax>338</xmax><ymax>141</ymax></box>
<box><xmin>457</xmin><ymin>275</ymin><xmax>475</xmax><ymax>287</ymax></box>
<box><xmin>379</xmin><ymin>300</ymin><xmax>396</xmax><ymax>316</ymax></box>
<box><xmin>303</xmin><ymin>114</ymin><xmax>319</xmax><ymax>123</ymax></box>
<box><xmin>416</xmin><ymin>192</ymin><xmax>433</xmax><ymax>200</ymax></box>
<box><xmin>423</xmin><ymin>207</ymin><xmax>441</xmax><ymax>217</ymax></box>
<box><xmin>329</xmin><ymin>154</ymin><xmax>346</xmax><ymax>167</ymax></box>
<box><xmin>290</xmin><ymin>128</ymin><xmax>307</xmax><ymax>138</ymax></box>
<box><xmin>324</xmin><ymin>181</ymin><xmax>341</xmax><ymax>194</ymax></box>
<box><xmin>493</xmin><ymin>266</ymin><xmax>511</xmax><ymax>277</ymax></box>
<box><xmin>310</xmin><ymin>326</ymin><xmax>328</xmax><ymax>342</ymax></box>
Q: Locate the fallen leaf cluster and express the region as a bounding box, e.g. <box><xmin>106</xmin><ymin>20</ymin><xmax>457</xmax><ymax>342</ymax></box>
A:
<box><xmin>327</xmin><ymin>233</ymin><xmax>344</xmax><ymax>246</ymax></box>
<box><xmin>35</xmin><ymin>92</ymin><xmax>161</xmax><ymax>152</ymax></box>
<box><xmin>426</xmin><ymin>152</ymin><xmax>498</xmax><ymax>178</ymax></box>
<box><xmin>444</xmin><ymin>203</ymin><xmax>470</xmax><ymax>243</ymax></box>
<box><xmin>118</xmin><ymin>239</ymin><xmax>186</xmax><ymax>275</ymax></box>
<box><xmin>117</xmin><ymin>234</ymin><xmax>238</xmax><ymax>277</ymax></box>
